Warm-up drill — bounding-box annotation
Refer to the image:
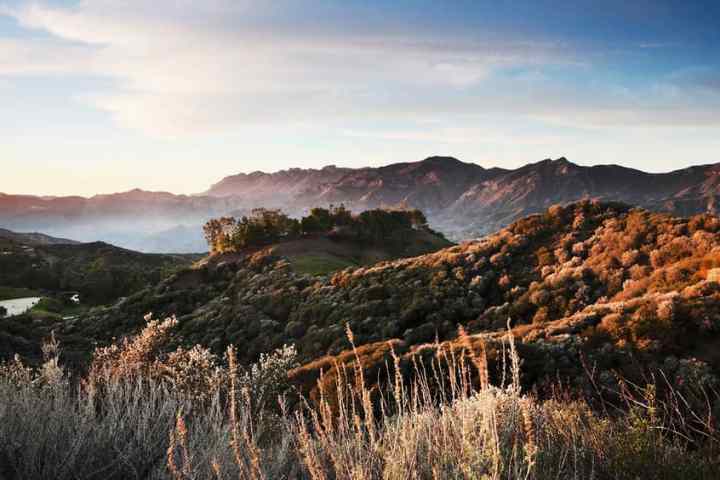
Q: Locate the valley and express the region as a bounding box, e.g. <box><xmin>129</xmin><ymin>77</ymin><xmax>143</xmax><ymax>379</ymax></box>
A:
<box><xmin>3</xmin><ymin>198</ymin><xmax>720</xmax><ymax>477</ymax></box>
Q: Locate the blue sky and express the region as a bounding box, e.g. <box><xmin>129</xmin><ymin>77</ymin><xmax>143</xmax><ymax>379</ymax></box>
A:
<box><xmin>1</xmin><ymin>0</ymin><xmax>719</xmax><ymax>196</ymax></box>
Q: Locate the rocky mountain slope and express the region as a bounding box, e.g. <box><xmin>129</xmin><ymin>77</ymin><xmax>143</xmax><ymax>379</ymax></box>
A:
<box><xmin>449</xmin><ymin>158</ymin><xmax>720</xmax><ymax>235</ymax></box>
<box><xmin>208</xmin><ymin>156</ymin><xmax>720</xmax><ymax>238</ymax></box>
<box><xmin>205</xmin><ymin>164</ymin><xmax>354</xmax><ymax>202</ymax></box>
<box><xmin>3</xmin><ymin>156</ymin><xmax>720</xmax><ymax>252</ymax></box>
<box><xmin>55</xmin><ymin>202</ymin><xmax>720</xmax><ymax>399</ymax></box>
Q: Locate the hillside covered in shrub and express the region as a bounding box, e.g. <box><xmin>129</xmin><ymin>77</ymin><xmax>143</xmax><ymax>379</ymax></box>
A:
<box><xmin>0</xmin><ymin>236</ymin><xmax>195</xmax><ymax>304</ymax></box>
<box><xmin>45</xmin><ymin>201</ymin><xmax>717</xmax><ymax>395</ymax></box>
<box><xmin>4</xmin><ymin>200</ymin><xmax>720</xmax><ymax>478</ymax></box>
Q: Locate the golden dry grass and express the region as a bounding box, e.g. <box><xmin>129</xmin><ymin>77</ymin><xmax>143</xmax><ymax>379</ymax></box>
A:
<box><xmin>1</xmin><ymin>318</ymin><xmax>719</xmax><ymax>479</ymax></box>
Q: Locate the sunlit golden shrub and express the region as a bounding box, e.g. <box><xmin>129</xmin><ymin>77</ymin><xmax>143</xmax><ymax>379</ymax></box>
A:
<box><xmin>158</xmin><ymin>345</ymin><xmax>224</xmax><ymax>400</ymax></box>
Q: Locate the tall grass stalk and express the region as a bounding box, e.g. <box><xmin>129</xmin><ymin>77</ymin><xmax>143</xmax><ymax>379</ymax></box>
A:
<box><xmin>1</xmin><ymin>318</ymin><xmax>719</xmax><ymax>479</ymax></box>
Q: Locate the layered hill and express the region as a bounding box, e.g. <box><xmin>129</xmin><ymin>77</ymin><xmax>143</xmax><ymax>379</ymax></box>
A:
<box><xmin>0</xmin><ymin>190</ymin><xmax>236</xmax><ymax>253</ymax></box>
<box><xmin>0</xmin><ymin>228</ymin><xmax>79</xmax><ymax>246</ymax></box>
<box><xmin>0</xmin><ymin>234</ymin><xmax>196</xmax><ymax>304</ymax></box>
<box><xmin>3</xmin><ymin>156</ymin><xmax>720</xmax><ymax>252</ymax></box>
<box><xmin>58</xmin><ymin>202</ymin><xmax>720</xmax><ymax>398</ymax></box>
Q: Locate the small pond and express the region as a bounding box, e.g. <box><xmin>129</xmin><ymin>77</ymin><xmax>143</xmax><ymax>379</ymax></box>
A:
<box><xmin>0</xmin><ymin>297</ymin><xmax>42</xmax><ymax>317</ymax></box>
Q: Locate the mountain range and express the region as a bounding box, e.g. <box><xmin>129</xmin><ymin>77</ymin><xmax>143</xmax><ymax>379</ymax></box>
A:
<box><xmin>2</xmin><ymin>156</ymin><xmax>719</xmax><ymax>252</ymax></box>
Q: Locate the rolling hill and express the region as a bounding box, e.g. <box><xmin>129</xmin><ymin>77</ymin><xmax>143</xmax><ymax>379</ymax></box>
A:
<box><xmin>0</xmin><ymin>228</ymin><xmax>79</xmax><ymax>246</ymax></box>
<box><xmin>49</xmin><ymin>201</ymin><xmax>720</xmax><ymax>401</ymax></box>
<box><xmin>201</xmin><ymin>223</ymin><xmax>452</xmax><ymax>276</ymax></box>
<box><xmin>0</xmin><ymin>190</ymin><xmax>235</xmax><ymax>253</ymax></box>
<box><xmin>0</xmin><ymin>233</ymin><xmax>197</xmax><ymax>304</ymax></box>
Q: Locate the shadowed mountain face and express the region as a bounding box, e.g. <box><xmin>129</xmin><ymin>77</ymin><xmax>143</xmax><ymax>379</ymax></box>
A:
<box><xmin>204</xmin><ymin>156</ymin><xmax>497</xmax><ymax>215</ymax></box>
<box><xmin>450</xmin><ymin>159</ymin><xmax>720</xmax><ymax>230</ymax></box>
<box><xmin>2</xmin><ymin>156</ymin><xmax>720</xmax><ymax>252</ymax></box>
<box><xmin>296</xmin><ymin>157</ymin><xmax>500</xmax><ymax>215</ymax></box>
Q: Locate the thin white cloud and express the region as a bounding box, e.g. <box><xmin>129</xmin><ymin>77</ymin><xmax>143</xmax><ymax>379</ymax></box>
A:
<box><xmin>0</xmin><ymin>38</ymin><xmax>96</xmax><ymax>75</ymax></box>
<box><xmin>1</xmin><ymin>1</ymin><xmax>580</xmax><ymax>135</ymax></box>
<box><xmin>1</xmin><ymin>0</ymin><xmax>719</xmax><ymax>137</ymax></box>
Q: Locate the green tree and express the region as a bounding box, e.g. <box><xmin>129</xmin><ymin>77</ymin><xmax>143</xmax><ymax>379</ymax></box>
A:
<box><xmin>330</xmin><ymin>204</ymin><xmax>353</xmax><ymax>226</ymax></box>
<box><xmin>203</xmin><ymin>206</ymin><xmax>430</xmax><ymax>252</ymax></box>
<box><xmin>301</xmin><ymin>215</ymin><xmax>324</xmax><ymax>234</ymax></box>
<box><xmin>221</xmin><ymin>209</ymin><xmax>302</xmax><ymax>250</ymax></box>
<box><xmin>356</xmin><ymin>209</ymin><xmax>415</xmax><ymax>242</ymax></box>
<box><xmin>308</xmin><ymin>207</ymin><xmax>333</xmax><ymax>231</ymax></box>
<box><xmin>408</xmin><ymin>209</ymin><xmax>428</xmax><ymax>228</ymax></box>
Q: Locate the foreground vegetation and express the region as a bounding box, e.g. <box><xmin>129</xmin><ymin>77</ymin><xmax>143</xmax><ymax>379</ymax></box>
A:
<box><xmin>1</xmin><ymin>317</ymin><xmax>719</xmax><ymax>479</ymax></box>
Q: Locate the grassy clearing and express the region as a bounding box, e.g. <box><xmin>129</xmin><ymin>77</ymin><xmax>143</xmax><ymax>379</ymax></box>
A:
<box><xmin>23</xmin><ymin>297</ymin><xmax>88</xmax><ymax>321</ymax></box>
<box><xmin>0</xmin><ymin>286</ymin><xmax>40</xmax><ymax>301</ymax></box>
<box><xmin>290</xmin><ymin>253</ymin><xmax>357</xmax><ymax>276</ymax></box>
<box><xmin>1</xmin><ymin>318</ymin><xmax>719</xmax><ymax>479</ymax></box>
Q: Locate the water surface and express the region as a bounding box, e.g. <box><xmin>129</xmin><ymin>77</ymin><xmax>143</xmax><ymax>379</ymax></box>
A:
<box><xmin>0</xmin><ymin>297</ymin><xmax>41</xmax><ymax>317</ymax></box>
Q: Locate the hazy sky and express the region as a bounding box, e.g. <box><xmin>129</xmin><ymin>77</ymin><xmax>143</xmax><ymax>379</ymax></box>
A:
<box><xmin>2</xmin><ymin>0</ymin><xmax>720</xmax><ymax>196</ymax></box>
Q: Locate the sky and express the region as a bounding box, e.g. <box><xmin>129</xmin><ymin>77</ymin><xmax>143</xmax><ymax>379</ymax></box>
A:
<box><xmin>1</xmin><ymin>0</ymin><xmax>720</xmax><ymax>196</ymax></box>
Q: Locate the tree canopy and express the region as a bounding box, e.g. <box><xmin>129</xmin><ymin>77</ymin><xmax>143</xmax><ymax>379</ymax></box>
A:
<box><xmin>203</xmin><ymin>205</ymin><xmax>430</xmax><ymax>254</ymax></box>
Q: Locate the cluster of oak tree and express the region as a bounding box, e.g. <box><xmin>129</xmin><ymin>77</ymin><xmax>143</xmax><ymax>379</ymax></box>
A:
<box><xmin>203</xmin><ymin>205</ymin><xmax>429</xmax><ymax>254</ymax></box>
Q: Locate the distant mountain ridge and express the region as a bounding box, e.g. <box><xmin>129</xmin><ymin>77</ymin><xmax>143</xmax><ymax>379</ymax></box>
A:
<box><xmin>446</xmin><ymin>158</ymin><xmax>720</xmax><ymax>235</ymax></box>
<box><xmin>0</xmin><ymin>228</ymin><xmax>79</xmax><ymax>246</ymax></box>
<box><xmin>205</xmin><ymin>156</ymin><xmax>720</xmax><ymax>237</ymax></box>
<box><xmin>0</xmin><ymin>190</ymin><xmax>237</xmax><ymax>253</ymax></box>
<box><xmin>205</xmin><ymin>165</ymin><xmax>354</xmax><ymax>203</ymax></box>
<box><xmin>1</xmin><ymin>156</ymin><xmax>719</xmax><ymax>251</ymax></box>
<box><xmin>204</xmin><ymin>157</ymin><xmax>498</xmax><ymax>215</ymax></box>
<box><xmin>0</xmin><ymin>189</ymin><xmax>235</xmax><ymax>218</ymax></box>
